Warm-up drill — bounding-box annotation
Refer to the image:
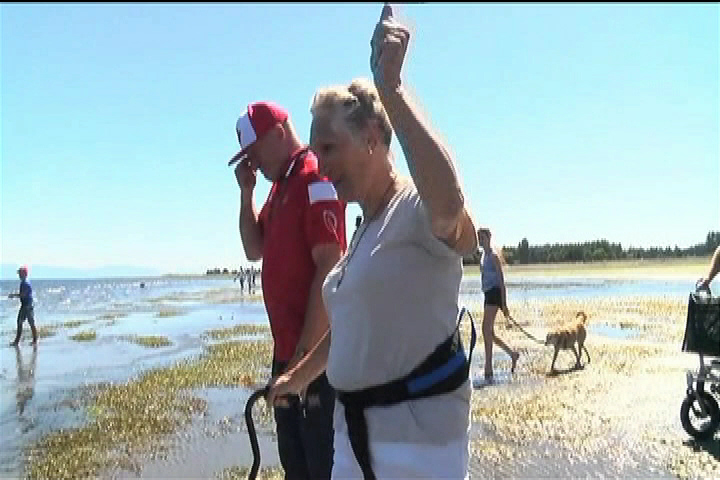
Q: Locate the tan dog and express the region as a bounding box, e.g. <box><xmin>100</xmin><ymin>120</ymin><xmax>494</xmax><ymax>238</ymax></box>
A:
<box><xmin>545</xmin><ymin>311</ymin><xmax>591</xmax><ymax>373</ymax></box>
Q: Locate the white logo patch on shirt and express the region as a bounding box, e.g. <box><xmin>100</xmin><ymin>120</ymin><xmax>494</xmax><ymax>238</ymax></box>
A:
<box><xmin>323</xmin><ymin>210</ymin><xmax>338</xmax><ymax>235</ymax></box>
<box><xmin>308</xmin><ymin>181</ymin><xmax>338</xmax><ymax>205</ymax></box>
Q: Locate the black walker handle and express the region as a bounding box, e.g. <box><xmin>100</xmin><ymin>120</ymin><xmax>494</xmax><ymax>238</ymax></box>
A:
<box><xmin>695</xmin><ymin>278</ymin><xmax>712</xmax><ymax>296</ymax></box>
<box><xmin>245</xmin><ymin>386</ymin><xmax>269</xmax><ymax>480</ymax></box>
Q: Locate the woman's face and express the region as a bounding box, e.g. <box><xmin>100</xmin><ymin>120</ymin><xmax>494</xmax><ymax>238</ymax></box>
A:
<box><xmin>310</xmin><ymin>111</ymin><xmax>370</xmax><ymax>202</ymax></box>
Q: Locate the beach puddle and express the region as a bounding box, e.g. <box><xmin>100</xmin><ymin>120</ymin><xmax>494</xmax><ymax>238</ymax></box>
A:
<box><xmin>591</xmin><ymin>323</ymin><xmax>641</xmax><ymax>339</ymax></box>
<box><xmin>473</xmin><ymin>372</ymin><xmax>515</xmax><ymax>389</ymax></box>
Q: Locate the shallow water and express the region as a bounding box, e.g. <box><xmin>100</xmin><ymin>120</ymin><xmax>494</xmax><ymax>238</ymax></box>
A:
<box><xmin>0</xmin><ymin>276</ymin><xmax>265</xmax><ymax>478</ymax></box>
<box><xmin>461</xmin><ymin>275</ymin><xmax>697</xmax><ymax>306</ymax></box>
<box><xmin>590</xmin><ymin>323</ymin><xmax>641</xmax><ymax>339</ymax></box>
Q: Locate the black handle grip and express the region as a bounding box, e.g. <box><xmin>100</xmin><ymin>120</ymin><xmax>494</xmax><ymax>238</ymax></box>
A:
<box><xmin>696</xmin><ymin>279</ymin><xmax>712</xmax><ymax>296</ymax></box>
<box><xmin>245</xmin><ymin>387</ymin><xmax>269</xmax><ymax>480</ymax></box>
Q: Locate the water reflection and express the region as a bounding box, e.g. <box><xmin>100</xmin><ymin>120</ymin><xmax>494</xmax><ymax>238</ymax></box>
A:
<box><xmin>15</xmin><ymin>345</ymin><xmax>37</xmax><ymax>416</ymax></box>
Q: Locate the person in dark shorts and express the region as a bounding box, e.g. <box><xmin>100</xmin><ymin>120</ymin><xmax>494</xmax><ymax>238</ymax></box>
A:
<box><xmin>229</xmin><ymin>101</ymin><xmax>346</xmax><ymax>479</ymax></box>
<box><xmin>478</xmin><ymin>228</ymin><xmax>519</xmax><ymax>379</ymax></box>
<box><xmin>8</xmin><ymin>265</ymin><xmax>38</xmax><ymax>347</ymax></box>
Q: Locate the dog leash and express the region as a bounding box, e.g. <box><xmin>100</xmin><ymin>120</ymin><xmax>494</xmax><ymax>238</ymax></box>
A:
<box><xmin>506</xmin><ymin>314</ymin><xmax>546</xmax><ymax>345</ymax></box>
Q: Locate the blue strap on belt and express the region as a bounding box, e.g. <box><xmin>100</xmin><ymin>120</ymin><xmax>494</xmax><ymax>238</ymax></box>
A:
<box><xmin>407</xmin><ymin>307</ymin><xmax>476</xmax><ymax>394</ymax></box>
<box><xmin>337</xmin><ymin>306</ymin><xmax>476</xmax><ymax>480</ymax></box>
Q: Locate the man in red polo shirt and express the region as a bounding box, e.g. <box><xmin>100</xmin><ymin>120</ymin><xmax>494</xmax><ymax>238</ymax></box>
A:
<box><xmin>229</xmin><ymin>101</ymin><xmax>346</xmax><ymax>479</ymax></box>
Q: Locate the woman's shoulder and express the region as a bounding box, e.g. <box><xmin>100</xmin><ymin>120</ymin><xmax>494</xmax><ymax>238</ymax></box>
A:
<box><xmin>389</xmin><ymin>177</ymin><xmax>462</xmax><ymax>260</ymax></box>
<box><xmin>392</xmin><ymin>177</ymin><xmax>422</xmax><ymax>209</ymax></box>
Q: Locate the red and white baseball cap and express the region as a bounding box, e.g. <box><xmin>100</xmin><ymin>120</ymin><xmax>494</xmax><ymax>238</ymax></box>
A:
<box><xmin>228</xmin><ymin>101</ymin><xmax>289</xmax><ymax>166</ymax></box>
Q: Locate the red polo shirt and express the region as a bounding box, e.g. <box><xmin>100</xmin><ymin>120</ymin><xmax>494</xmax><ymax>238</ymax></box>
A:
<box><xmin>258</xmin><ymin>147</ymin><xmax>347</xmax><ymax>362</ymax></box>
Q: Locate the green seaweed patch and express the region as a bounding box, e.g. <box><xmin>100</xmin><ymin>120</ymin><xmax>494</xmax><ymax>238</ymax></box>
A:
<box><xmin>155</xmin><ymin>309</ymin><xmax>186</xmax><ymax>318</ymax></box>
<box><xmin>61</xmin><ymin>319</ymin><xmax>91</xmax><ymax>329</ymax></box>
<box><xmin>36</xmin><ymin>325</ymin><xmax>58</xmax><ymax>339</ymax></box>
<box><xmin>217</xmin><ymin>465</ymin><xmax>284</xmax><ymax>480</ymax></box>
<box><xmin>122</xmin><ymin>335</ymin><xmax>172</xmax><ymax>348</ymax></box>
<box><xmin>70</xmin><ymin>330</ymin><xmax>97</xmax><ymax>342</ymax></box>
<box><xmin>26</xmin><ymin>338</ymin><xmax>274</xmax><ymax>480</ymax></box>
<box><xmin>204</xmin><ymin>324</ymin><xmax>270</xmax><ymax>340</ymax></box>
<box><xmin>143</xmin><ymin>340</ymin><xmax>274</xmax><ymax>390</ymax></box>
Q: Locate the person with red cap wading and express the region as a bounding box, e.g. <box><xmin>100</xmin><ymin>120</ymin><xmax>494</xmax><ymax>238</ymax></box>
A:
<box><xmin>228</xmin><ymin>101</ymin><xmax>347</xmax><ymax>479</ymax></box>
<box><xmin>8</xmin><ymin>265</ymin><xmax>38</xmax><ymax>347</ymax></box>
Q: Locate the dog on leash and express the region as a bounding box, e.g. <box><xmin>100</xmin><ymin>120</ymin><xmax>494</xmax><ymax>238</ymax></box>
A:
<box><xmin>545</xmin><ymin>311</ymin><xmax>591</xmax><ymax>373</ymax></box>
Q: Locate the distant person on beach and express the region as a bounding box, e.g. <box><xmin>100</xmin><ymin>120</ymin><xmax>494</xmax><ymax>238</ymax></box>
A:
<box><xmin>266</xmin><ymin>5</ymin><xmax>479</xmax><ymax>478</ymax></box>
<box><xmin>238</xmin><ymin>270</ymin><xmax>245</xmax><ymax>293</ymax></box>
<box><xmin>229</xmin><ymin>100</ymin><xmax>347</xmax><ymax>479</ymax></box>
<box><xmin>698</xmin><ymin>245</ymin><xmax>720</xmax><ymax>290</ymax></box>
<box><xmin>478</xmin><ymin>227</ymin><xmax>520</xmax><ymax>380</ymax></box>
<box><xmin>250</xmin><ymin>266</ymin><xmax>258</xmax><ymax>293</ymax></box>
<box><xmin>8</xmin><ymin>265</ymin><xmax>38</xmax><ymax>347</ymax></box>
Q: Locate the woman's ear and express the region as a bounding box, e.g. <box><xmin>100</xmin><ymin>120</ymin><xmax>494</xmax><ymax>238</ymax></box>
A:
<box><xmin>367</xmin><ymin>119</ymin><xmax>384</xmax><ymax>153</ymax></box>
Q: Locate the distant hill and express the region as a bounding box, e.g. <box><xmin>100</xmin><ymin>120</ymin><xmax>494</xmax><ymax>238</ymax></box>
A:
<box><xmin>0</xmin><ymin>263</ymin><xmax>162</xmax><ymax>280</ymax></box>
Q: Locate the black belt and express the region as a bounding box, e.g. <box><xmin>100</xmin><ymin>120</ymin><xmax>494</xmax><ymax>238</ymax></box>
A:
<box><xmin>336</xmin><ymin>307</ymin><xmax>476</xmax><ymax>480</ymax></box>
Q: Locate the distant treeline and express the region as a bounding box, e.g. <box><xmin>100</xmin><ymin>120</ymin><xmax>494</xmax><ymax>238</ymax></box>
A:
<box><xmin>206</xmin><ymin>266</ymin><xmax>260</xmax><ymax>276</ymax></box>
<box><xmin>464</xmin><ymin>231</ymin><xmax>720</xmax><ymax>266</ymax></box>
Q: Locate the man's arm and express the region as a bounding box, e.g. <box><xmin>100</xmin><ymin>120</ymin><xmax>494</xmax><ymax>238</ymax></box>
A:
<box><xmin>234</xmin><ymin>160</ymin><xmax>264</xmax><ymax>261</ymax></box>
<box><xmin>288</xmin><ymin>243</ymin><xmax>342</xmax><ymax>370</ymax></box>
<box><xmin>267</xmin><ymin>329</ymin><xmax>332</xmax><ymax>406</ymax></box>
<box><xmin>495</xmin><ymin>253</ymin><xmax>510</xmax><ymax>317</ymax></box>
<box><xmin>700</xmin><ymin>245</ymin><xmax>720</xmax><ymax>289</ymax></box>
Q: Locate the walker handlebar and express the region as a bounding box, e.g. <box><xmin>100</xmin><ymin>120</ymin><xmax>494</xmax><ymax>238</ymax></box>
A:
<box><xmin>244</xmin><ymin>386</ymin><xmax>269</xmax><ymax>480</ymax></box>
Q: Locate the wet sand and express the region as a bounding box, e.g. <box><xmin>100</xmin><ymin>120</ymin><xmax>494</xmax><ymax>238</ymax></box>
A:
<box><xmin>464</xmin><ymin>295</ymin><xmax>719</xmax><ymax>480</ymax></box>
<box><xmin>104</xmin><ymin>301</ymin><xmax>720</xmax><ymax>478</ymax></box>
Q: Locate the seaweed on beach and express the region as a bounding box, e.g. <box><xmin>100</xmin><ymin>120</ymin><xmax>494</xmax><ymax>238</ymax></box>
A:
<box><xmin>70</xmin><ymin>330</ymin><xmax>97</xmax><ymax>342</ymax></box>
<box><xmin>36</xmin><ymin>325</ymin><xmax>58</xmax><ymax>339</ymax></box>
<box><xmin>60</xmin><ymin>319</ymin><xmax>91</xmax><ymax>329</ymax></box>
<box><xmin>25</xmin><ymin>338</ymin><xmax>274</xmax><ymax>480</ymax></box>
<box><xmin>23</xmin><ymin>294</ymin><xmax>717</xmax><ymax>479</ymax></box>
<box><xmin>217</xmin><ymin>465</ymin><xmax>284</xmax><ymax>480</ymax></box>
<box><xmin>155</xmin><ymin>309</ymin><xmax>186</xmax><ymax>318</ymax></box>
<box><xmin>122</xmin><ymin>335</ymin><xmax>173</xmax><ymax>348</ymax></box>
<box><xmin>203</xmin><ymin>324</ymin><xmax>270</xmax><ymax>340</ymax></box>
<box><xmin>468</xmin><ymin>297</ymin><xmax>703</xmax><ymax>477</ymax></box>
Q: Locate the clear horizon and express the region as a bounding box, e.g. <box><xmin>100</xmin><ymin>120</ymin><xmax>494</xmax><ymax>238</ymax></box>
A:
<box><xmin>2</xmin><ymin>3</ymin><xmax>718</xmax><ymax>275</ymax></box>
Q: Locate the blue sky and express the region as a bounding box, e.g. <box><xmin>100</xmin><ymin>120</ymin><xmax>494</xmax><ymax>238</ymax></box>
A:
<box><xmin>1</xmin><ymin>3</ymin><xmax>718</xmax><ymax>276</ymax></box>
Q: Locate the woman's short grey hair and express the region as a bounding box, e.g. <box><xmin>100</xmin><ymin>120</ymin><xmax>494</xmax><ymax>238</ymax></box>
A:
<box><xmin>310</xmin><ymin>78</ymin><xmax>393</xmax><ymax>147</ymax></box>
